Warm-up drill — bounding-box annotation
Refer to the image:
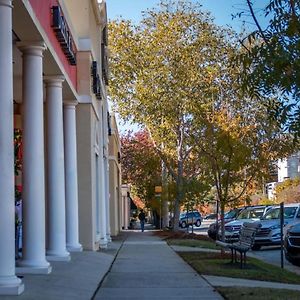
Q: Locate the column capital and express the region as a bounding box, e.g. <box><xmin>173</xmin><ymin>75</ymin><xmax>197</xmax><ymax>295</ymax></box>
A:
<box><xmin>0</xmin><ymin>0</ymin><xmax>13</xmax><ymax>8</ymax></box>
<box><xmin>17</xmin><ymin>42</ymin><xmax>46</xmax><ymax>57</ymax></box>
<box><xmin>63</xmin><ymin>100</ymin><xmax>78</xmax><ymax>107</ymax></box>
<box><xmin>44</xmin><ymin>75</ymin><xmax>65</xmax><ymax>87</ymax></box>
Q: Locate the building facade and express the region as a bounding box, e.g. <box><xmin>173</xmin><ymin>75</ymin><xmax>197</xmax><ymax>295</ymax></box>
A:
<box><xmin>278</xmin><ymin>152</ymin><xmax>300</xmax><ymax>183</ymax></box>
<box><xmin>0</xmin><ymin>0</ymin><xmax>114</xmax><ymax>295</ymax></box>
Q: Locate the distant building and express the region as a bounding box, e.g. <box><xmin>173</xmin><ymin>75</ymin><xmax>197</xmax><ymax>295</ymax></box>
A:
<box><xmin>278</xmin><ymin>152</ymin><xmax>300</xmax><ymax>182</ymax></box>
<box><xmin>265</xmin><ymin>152</ymin><xmax>300</xmax><ymax>199</ymax></box>
<box><xmin>265</xmin><ymin>182</ymin><xmax>277</xmax><ymax>199</ymax></box>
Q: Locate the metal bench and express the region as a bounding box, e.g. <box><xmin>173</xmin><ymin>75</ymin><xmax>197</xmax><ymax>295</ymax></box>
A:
<box><xmin>216</xmin><ymin>221</ymin><xmax>261</xmax><ymax>268</ymax></box>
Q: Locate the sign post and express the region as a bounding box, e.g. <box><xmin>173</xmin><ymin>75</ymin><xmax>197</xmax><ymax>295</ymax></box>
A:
<box><xmin>280</xmin><ymin>202</ymin><xmax>284</xmax><ymax>269</ymax></box>
<box><xmin>155</xmin><ymin>186</ymin><xmax>162</xmax><ymax>229</ymax></box>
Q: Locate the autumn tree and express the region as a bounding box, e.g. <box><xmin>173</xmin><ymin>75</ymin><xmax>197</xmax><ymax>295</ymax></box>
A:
<box><xmin>121</xmin><ymin>130</ymin><xmax>161</xmax><ymax>207</ymax></box>
<box><xmin>108</xmin><ymin>0</ymin><xmax>239</xmax><ymax>230</ymax></box>
<box><xmin>239</xmin><ymin>0</ymin><xmax>300</xmax><ymax>137</ymax></box>
<box><xmin>275</xmin><ymin>177</ymin><xmax>300</xmax><ymax>203</ymax></box>
<box><xmin>192</xmin><ymin>100</ymin><xmax>295</xmax><ymax>240</ymax></box>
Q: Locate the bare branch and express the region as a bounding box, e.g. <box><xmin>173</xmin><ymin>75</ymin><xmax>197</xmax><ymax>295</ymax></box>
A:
<box><xmin>246</xmin><ymin>0</ymin><xmax>269</xmax><ymax>45</ymax></box>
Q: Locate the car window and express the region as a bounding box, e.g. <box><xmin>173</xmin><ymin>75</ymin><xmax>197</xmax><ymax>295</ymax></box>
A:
<box><xmin>284</xmin><ymin>207</ymin><xmax>297</xmax><ymax>219</ymax></box>
<box><xmin>225</xmin><ymin>209</ymin><xmax>240</xmax><ymax>219</ymax></box>
<box><xmin>237</xmin><ymin>209</ymin><xmax>251</xmax><ymax>219</ymax></box>
<box><xmin>249</xmin><ymin>208</ymin><xmax>265</xmax><ymax>218</ymax></box>
<box><xmin>262</xmin><ymin>207</ymin><xmax>297</xmax><ymax>220</ymax></box>
<box><xmin>262</xmin><ymin>208</ymin><xmax>280</xmax><ymax>220</ymax></box>
<box><xmin>205</xmin><ymin>214</ymin><xmax>216</xmax><ymax>219</ymax></box>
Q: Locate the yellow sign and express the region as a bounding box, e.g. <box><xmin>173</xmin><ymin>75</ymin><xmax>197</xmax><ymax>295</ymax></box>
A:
<box><xmin>155</xmin><ymin>186</ymin><xmax>162</xmax><ymax>193</ymax></box>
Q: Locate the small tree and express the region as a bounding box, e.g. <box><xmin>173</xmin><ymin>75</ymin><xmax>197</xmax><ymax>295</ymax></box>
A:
<box><xmin>121</xmin><ymin>130</ymin><xmax>162</xmax><ymax>208</ymax></box>
<box><xmin>193</xmin><ymin>102</ymin><xmax>295</xmax><ymax>240</ymax></box>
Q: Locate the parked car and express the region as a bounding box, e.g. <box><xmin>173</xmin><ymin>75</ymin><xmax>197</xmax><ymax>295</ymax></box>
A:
<box><xmin>201</xmin><ymin>213</ymin><xmax>218</xmax><ymax>227</ymax></box>
<box><xmin>179</xmin><ymin>211</ymin><xmax>202</xmax><ymax>228</ymax></box>
<box><xmin>253</xmin><ymin>203</ymin><xmax>300</xmax><ymax>250</ymax></box>
<box><xmin>284</xmin><ymin>222</ymin><xmax>300</xmax><ymax>265</ymax></box>
<box><xmin>220</xmin><ymin>205</ymin><xmax>272</xmax><ymax>243</ymax></box>
<box><xmin>207</xmin><ymin>208</ymin><xmax>243</xmax><ymax>240</ymax></box>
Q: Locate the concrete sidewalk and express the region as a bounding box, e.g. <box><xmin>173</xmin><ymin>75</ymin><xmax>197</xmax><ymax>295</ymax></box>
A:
<box><xmin>94</xmin><ymin>231</ymin><xmax>222</xmax><ymax>299</ymax></box>
<box><xmin>0</xmin><ymin>238</ymin><xmax>123</xmax><ymax>300</ymax></box>
<box><xmin>5</xmin><ymin>230</ymin><xmax>300</xmax><ymax>299</ymax></box>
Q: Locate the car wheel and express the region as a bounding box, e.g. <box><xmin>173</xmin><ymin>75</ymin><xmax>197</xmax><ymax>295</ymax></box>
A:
<box><xmin>181</xmin><ymin>221</ymin><xmax>186</xmax><ymax>228</ymax></box>
<box><xmin>252</xmin><ymin>244</ymin><xmax>261</xmax><ymax>251</ymax></box>
<box><xmin>195</xmin><ymin>220</ymin><xmax>201</xmax><ymax>227</ymax></box>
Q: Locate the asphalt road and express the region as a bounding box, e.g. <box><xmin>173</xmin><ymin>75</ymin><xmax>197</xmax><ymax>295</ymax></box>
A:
<box><xmin>250</xmin><ymin>246</ymin><xmax>300</xmax><ymax>275</ymax></box>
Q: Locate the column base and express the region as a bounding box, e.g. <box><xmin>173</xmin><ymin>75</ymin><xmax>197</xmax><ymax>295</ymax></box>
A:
<box><xmin>46</xmin><ymin>251</ymin><xmax>71</xmax><ymax>262</ymax></box>
<box><xmin>99</xmin><ymin>238</ymin><xmax>108</xmax><ymax>249</ymax></box>
<box><xmin>0</xmin><ymin>276</ymin><xmax>24</xmax><ymax>295</ymax></box>
<box><xmin>16</xmin><ymin>261</ymin><xmax>52</xmax><ymax>274</ymax></box>
<box><xmin>67</xmin><ymin>243</ymin><xmax>83</xmax><ymax>252</ymax></box>
<box><xmin>106</xmin><ymin>234</ymin><xmax>112</xmax><ymax>243</ymax></box>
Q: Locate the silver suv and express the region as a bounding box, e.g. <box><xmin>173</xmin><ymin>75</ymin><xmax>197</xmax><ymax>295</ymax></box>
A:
<box><xmin>220</xmin><ymin>206</ymin><xmax>272</xmax><ymax>242</ymax></box>
<box><xmin>253</xmin><ymin>203</ymin><xmax>300</xmax><ymax>250</ymax></box>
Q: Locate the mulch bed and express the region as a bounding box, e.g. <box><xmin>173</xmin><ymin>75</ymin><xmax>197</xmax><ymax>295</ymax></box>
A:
<box><xmin>154</xmin><ymin>230</ymin><xmax>213</xmax><ymax>241</ymax></box>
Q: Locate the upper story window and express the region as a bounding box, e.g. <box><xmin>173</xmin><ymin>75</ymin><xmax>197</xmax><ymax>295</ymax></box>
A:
<box><xmin>101</xmin><ymin>26</ymin><xmax>109</xmax><ymax>85</ymax></box>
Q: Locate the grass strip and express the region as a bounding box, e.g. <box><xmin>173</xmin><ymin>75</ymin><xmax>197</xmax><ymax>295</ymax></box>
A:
<box><xmin>217</xmin><ymin>287</ymin><xmax>300</xmax><ymax>300</ymax></box>
<box><xmin>167</xmin><ymin>238</ymin><xmax>220</xmax><ymax>250</ymax></box>
<box><xmin>178</xmin><ymin>251</ymin><xmax>300</xmax><ymax>284</ymax></box>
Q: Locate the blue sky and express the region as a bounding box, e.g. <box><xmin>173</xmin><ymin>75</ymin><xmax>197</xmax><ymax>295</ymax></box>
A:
<box><xmin>106</xmin><ymin>0</ymin><xmax>269</xmax><ymax>32</ymax></box>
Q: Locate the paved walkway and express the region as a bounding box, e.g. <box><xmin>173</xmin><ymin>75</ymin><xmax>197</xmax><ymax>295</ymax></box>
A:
<box><xmin>3</xmin><ymin>230</ymin><xmax>300</xmax><ymax>299</ymax></box>
<box><xmin>93</xmin><ymin>231</ymin><xmax>222</xmax><ymax>299</ymax></box>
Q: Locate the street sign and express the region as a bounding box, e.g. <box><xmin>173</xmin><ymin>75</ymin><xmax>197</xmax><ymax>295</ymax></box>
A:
<box><xmin>155</xmin><ymin>186</ymin><xmax>162</xmax><ymax>193</ymax></box>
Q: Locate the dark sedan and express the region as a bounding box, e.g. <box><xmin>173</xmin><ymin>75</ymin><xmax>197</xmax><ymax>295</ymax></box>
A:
<box><xmin>207</xmin><ymin>208</ymin><xmax>243</xmax><ymax>240</ymax></box>
<box><xmin>285</xmin><ymin>222</ymin><xmax>300</xmax><ymax>265</ymax></box>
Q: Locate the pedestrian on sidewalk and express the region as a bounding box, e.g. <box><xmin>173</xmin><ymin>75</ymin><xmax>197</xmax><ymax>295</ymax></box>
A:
<box><xmin>138</xmin><ymin>209</ymin><xmax>146</xmax><ymax>232</ymax></box>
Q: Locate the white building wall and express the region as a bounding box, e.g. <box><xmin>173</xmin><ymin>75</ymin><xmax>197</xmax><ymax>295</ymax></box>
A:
<box><xmin>278</xmin><ymin>153</ymin><xmax>300</xmax><ymax>182</ymax></box>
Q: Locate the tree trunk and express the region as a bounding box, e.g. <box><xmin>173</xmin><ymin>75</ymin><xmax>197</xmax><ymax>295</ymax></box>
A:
<box><xmin>173</xmin><ymin>159</ymin><xmax>184</xmax><ymax>231</ymax></box>
<box><xmin>220</xmin><ymin>201</ymin><xmax>225</xmax><ymax>242</ymax></box>
<box><xmin>218</xmin><ymin>200</ymin><xmax>226</xmax><ymax>255</ymax></box>
<box><xmin>162</xmin><ymin>160</ymin><xmax>169</xmax><ymax>228</ymax></box>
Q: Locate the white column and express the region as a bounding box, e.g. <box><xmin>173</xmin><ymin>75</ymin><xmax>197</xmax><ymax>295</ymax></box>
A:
<box><xmin>16</xmin><ymin>42</ymin><xmax>51</xmax><ymax>274</ymax></box>
<box><xmin>64</xmin><ymin>101</ymin><xmax>82</xmax><ymax>252</ymax></box>
<box><xmin>0</xmin><ymin>0</ymin><xmax>24</xmax><ymax>295</ymax></box>
<box><xmin>103</xmin><ymin>102</ymin><xmax>112</xmax><ymax>242</ymax></box>
<box><xmin>45</xmin><ymin>76</ymin><xmax>70</xmax><ymax>261</ymax></box>
<box><xmin>104</xmin><ymin>158</ymin><xmax>112</xmax><ymax>242</ymax></box>
<box><xmin>99</xmin><ymin>104</ymin><xmax>108</xmax><ymax>249</ymax></box>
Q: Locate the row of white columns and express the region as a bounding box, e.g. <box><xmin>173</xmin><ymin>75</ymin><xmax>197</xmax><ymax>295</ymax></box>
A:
<box><xmin>0</xmin><ymin>0</ymin><xmax>82</xmax><ymax>293</ymax></box>
<box><xmin>16</xmin><ymin>43</ymin><xmax>83</xmax><ymax>275</ymax></box>
<box><xmin>0</xmin><ymin>1</ymin><xmax>112</xmax><ymax>294</ymax></box>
